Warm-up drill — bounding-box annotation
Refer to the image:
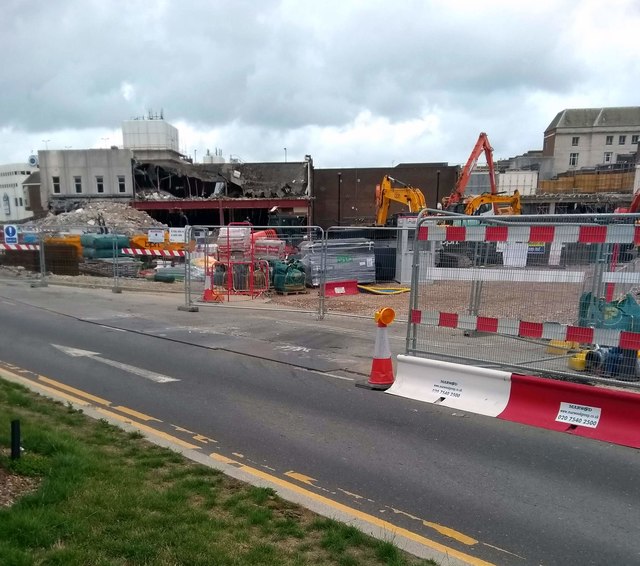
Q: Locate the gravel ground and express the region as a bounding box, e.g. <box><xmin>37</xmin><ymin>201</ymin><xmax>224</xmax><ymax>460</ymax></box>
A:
<box><xmin>0</xmin><ymin>459</ymin><xmax>40</xmax><ymax>508</ymax></box>
<box><xmin>1</xmin><ymin>265</ymin><xmax>584</xmax><ymax>323</ymax></box>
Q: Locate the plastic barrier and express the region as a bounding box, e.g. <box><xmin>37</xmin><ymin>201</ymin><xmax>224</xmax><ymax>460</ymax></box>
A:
<box><xmin>387</xmin><ymin>355</ymin><xmax>512</xmax><ymax>417</ymax></box>
<box><xmin>387</xmin><ymin>354</ymin><xmax>640</xmax><ymax>448</ymax></box>
<box><xmin>325</xmin><ymin>280</ymin><xmax>359</xmax><ymax>297</ymax></box>
<box><xmin>499</xmin><ymin>374</ymin><xmax>640</xmax><ymax>448</ymax></box>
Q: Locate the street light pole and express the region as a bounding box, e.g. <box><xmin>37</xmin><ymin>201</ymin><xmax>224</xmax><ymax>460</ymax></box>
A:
<box><xmin>42</xmin><ymin>139</ymin><xmax>50</xmax><ymax>150</ymax></box>
<box><xmin>436</xmin><ymin>169</ymin><xmax>441</xmax><ymax>207</ymax></box>
<box><xmin>284</xmin><ymin>147</ymin><xmax>287</xmax><ymax>163</ymax></box>
<box><xmin>337</xmin><ymin>172</ymin><xmax>342</xmax><ymax>225</ymax></box>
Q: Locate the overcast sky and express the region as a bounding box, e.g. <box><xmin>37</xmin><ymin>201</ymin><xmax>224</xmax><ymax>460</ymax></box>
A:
<box><xmin>2</xmin><ymin>0</ymin><xmax>639</xmax><ymax>168</ymax></box>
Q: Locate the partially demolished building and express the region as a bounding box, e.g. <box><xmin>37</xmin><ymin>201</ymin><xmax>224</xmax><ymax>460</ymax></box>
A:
<box><xmin>36</xmin><ymin>116</ymin><xmax>312</xmax><ymax>227</ymax></box>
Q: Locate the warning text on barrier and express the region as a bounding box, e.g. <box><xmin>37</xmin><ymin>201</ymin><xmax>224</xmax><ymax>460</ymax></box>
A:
<box><xmin>556</xmin><ymin>402</ymin><xmax>601</xmax><ymax>428</ymax></box>
<box><xmin>431</xmin><ymin>379</ymin><xmax>463</xmax><ymax>399</ymax></box>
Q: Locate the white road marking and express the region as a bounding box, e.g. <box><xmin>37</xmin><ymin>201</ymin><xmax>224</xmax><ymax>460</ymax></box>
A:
<box><xmin>98</xmin><ymin>325</ymin><xmax>126</xmax><ymax>332</ymax></box>
<box><xmin>301</xmin><ymin>368</ymin><xmax>354</xmax><ymax>381</ymax></box>
<box><xmin>51</xmin><ymin>344</ymin><xmax>180</xmax><ymax>383</ymax></box>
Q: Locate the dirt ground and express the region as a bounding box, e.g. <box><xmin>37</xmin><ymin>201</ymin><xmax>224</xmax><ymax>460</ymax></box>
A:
<box><xmin>267</xmin><ymin>280</ymin><xmax>583</xmax><ymax>323</ymax></box>
<box><xmin>0</xmin><ymin>265</ymin><xmax>584</xmax><ymax>323</ymax></box>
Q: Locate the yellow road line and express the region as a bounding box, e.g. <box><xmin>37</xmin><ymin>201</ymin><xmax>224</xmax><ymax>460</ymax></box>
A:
<box><xmin>30</xmin><ymin>381</ymin><xmax>90</xmax><ymax>406</ymax></box>
<box><xmin>285</xmin><ymin>470</ymin><xmax>318</xmax><ymax>486</ymax></box>
<box><xmin>113</xmin><ymin>406</ymin><xmax>161</xmax><ymax>422</ymax></box>
<box><xmin>232</xmin><ymin>465</ymin><xmax>496</xmax><ymax>566</ymax></box>
<box><xmin>94</xmin><ymin>407</ymin><xmax>201</xmax><ymax>450</ymax></box>
<box><xmin>424</xmin><ymin>521</ymin><xmax>478</xmax><ymax>546</ymax></box>
<box><xmin>210</xmin><ymin>453</ymin><xmax>239</xmax><ymax>465</ymax></box>
<box><xmin>38</xmin><ymin>376</ymin><xmax>111</xmax><ymax>406</ymax></box>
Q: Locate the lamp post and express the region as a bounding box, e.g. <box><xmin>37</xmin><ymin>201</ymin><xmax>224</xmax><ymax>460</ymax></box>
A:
<box><xmin>284</xmin><ymin>147</ymin><xmax>287</xmax><ymax>163</ymax></box>
<box><xmin>101</xmin><ymin>137</ymin><xmax>109</xmax><ymax>148</ymax></box>
<box><xmin>42</xmin><ymin>139</ymin><xmax>50</xmax><ymax>150</ymax></box>
<box><xmin>194</xmin><ymin>149</ymin><xmax>197</xmax><ymax>163</ymax></box>
<box><xmin>337</xmin><ymin>172</ymin><xmax>342</xmax><ymax>225</ymax></box>
<box><xmin>436</xmin><ymin>169</ymin><xmax>441</xmax><ymax>207</ymax></box>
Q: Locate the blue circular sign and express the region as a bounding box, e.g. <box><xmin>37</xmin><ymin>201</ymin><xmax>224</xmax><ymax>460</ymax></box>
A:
<box><xmin>5</xmin><ymin>225</ymin><xmax>17</xmax><ymax>238</ymax></box>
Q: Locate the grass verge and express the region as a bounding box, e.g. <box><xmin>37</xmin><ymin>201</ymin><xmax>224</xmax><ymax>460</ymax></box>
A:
<box><xmin>0</xmin><ymin>378</ymin><xmax>436</xmax><ymax>566</ymax></box>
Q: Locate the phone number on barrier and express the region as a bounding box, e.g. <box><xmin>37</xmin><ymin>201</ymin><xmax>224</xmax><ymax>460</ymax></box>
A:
<box><xmin>555</xmin><ymin>402</ymin><xmax>602</xmax><ymax>429</ymax></box>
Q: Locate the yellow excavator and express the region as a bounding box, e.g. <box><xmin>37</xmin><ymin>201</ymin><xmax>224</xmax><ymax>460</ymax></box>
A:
<box><xmin>375</xmin><ymin>175</ymin><xmax>426</xmax><ymax>226</ymax></box>
<box><xmin>463</xmin><ymin>190</ymin><xmax>521</xmax><ymax>216</ymax></box>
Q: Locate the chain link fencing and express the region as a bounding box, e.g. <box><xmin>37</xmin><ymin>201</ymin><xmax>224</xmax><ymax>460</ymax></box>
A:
<box><xmin>406</xmin><ymin>212</ymin><xmax>640</xmax><ymax>388</ymax></box>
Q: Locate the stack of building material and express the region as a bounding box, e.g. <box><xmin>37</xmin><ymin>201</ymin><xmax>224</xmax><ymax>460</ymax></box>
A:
<box><xmin>217</xmin><ymin>226</ymin><xmax>251</xmax><ymax>259</ymax></box>
<box><xmin>254</xmin><ymin>239</ymin><xmax>285</xmax><ymax>260</ymax></box>
<box><xmin>299</xmin><ymin>238</ymin><xmax>376</xmax><ymax>286</ymax></box>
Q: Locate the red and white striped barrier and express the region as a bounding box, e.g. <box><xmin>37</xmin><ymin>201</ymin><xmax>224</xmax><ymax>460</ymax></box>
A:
<box><xmin>388</xmin><ymin>355</ymin><xmax>640</xmax><ymax>448</ymax></box>
<box><xmin>410</xmin><ymin>309</ymin><xmax>640</xmax><ymax>350</ymax></box>
<box><xmin>417</xmin><ymin>223</ymin><xmax>640</xmax><ymax>244</ymax></box>
<box><xmin>0</xmin><ymin>243</ymin><xmax>39</xmax><ymax>251</ymax></box>
<box><xmin>120</xmin><ymin>248</ymin><xmax>185</xmax><ymax>257</ymax></box>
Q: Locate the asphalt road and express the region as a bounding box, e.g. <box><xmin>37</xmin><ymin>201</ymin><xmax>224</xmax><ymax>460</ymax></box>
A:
<box><xmin>0</xmin><ymin>283</ymin><xmax>638</xmax><ymax>565</ymax></box>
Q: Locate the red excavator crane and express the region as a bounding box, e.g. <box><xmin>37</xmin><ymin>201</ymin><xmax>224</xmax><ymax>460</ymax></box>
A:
<box><xmin>616</xmin><ymin>191</ymin><xmax>640</xmax><ymax>213</ymax></box>
<box><xmin>443</xmin><ymin>132</ymin><xmax>497</xmax><ymax>211</ymax></box>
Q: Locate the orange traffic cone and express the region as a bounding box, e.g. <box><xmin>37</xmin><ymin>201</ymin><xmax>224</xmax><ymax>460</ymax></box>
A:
<box><xmin>358</xmin><ymin>307</ymin><xmax>396</xmax><ymax>390</ymax></box>
<box><xmin>202</xmin><ymin>288</ymin><xmax>223</xmax><ymax>302</ymax></box>
<box><xmin>202</xmin><ymin>271</ymin><xmax>223</xmax><ymax>303</ymax></box>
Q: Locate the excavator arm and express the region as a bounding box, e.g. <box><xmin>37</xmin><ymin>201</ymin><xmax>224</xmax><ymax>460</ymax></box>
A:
<box><xmin>445</xmin><ymin>132</ymin><xmax>497</xmax><ymax>208</ymax></box>
<box><xmin>375</xmin><ymin>175</ymin><xmax>426</xmax><ymax>225</ymax></box>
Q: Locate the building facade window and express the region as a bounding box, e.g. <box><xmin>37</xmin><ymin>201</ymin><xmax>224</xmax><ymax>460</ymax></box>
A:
<box><xmin>569</xmin><ymin>153</ymin><xmax>579</xmax><ymax>166</ymax></box>
<box><xmin>572</xmin><ymin>136</ymin><xmax>580</xmax><ymax>146</ymax></box>
<box><xmin>632</xmin><ymin>135</ymin><xmax>639</xmax><ymax>144</ymax></box>
<box><xmin>96</xmin><ymin>176</ymin><xmax>104</xmax><ymax>193</ymax></box>
<box><xmin>52</xmin><ymin>176</ymin><xmax>61</xmax><ymax>194</ymax></box>
<box><xmin>604</xmin><ymin>152</ymin><xmax>613</xmax><ymax>163</ymax></box>
<box><xmin>619</xmin><ymin>135</ymin><xmax>626</xmax><ymax>145</ymax></box>
<box><xmin>74</xmin><ymin>176</ymin><xmax>82</xmax><ymax>194</ymax></box>
<box><xmin>606</xmin><ymin>135</ymin><xmax>613</xmax><ymax>145</ymax></box>
<box><xmin>117</xmin><ymin>175</ymin><xmax>126</xmax><ymax>193</ymax></box>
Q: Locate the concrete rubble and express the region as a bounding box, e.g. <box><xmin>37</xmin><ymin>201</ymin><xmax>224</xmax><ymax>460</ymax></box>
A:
<box><xmin>31</xmin><ymin>202</ymin><xmax>166</xmax><ymax>235</ymax></box>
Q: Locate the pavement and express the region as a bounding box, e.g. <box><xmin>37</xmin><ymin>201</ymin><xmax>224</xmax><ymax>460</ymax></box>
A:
<box><xmin>0</xmin><ymin>277</ymin><xmax>406</xmax><ymax>380</ymax></box>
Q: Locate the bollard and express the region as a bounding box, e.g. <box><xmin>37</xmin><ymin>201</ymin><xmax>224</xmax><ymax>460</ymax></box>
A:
<box><xmin>11</xmin><ymin>419</ymin><xmax>20</xmax><ymax>460</ymax></box>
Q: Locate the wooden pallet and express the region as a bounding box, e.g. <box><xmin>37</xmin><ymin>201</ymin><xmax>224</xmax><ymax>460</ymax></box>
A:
<box><xmin>274</xmin><ymin>288</ymin><xmax>309</xmax><ymax>296</ymax></box>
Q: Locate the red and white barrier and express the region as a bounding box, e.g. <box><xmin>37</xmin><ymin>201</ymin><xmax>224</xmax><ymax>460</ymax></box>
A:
<box><xmin>388</xmin><ymin>355</ymin><xmax>640</xmax><ymax>448</ymax></box>
<box><xmin>121</xmin><ymin>248</ymin><xmax>185</xmax><ymax>257</ymax></box>
<box><xmin>417</xmin><ymin>223</ymin><xmax>640</xmax><ymax>245</ymax></box>
<box><xmin>410</xmin><ymin>309</ymin><xmax>640</xmax><ymax>350</ymax></box>
<box><xmin>0</xmin><ymin>243</ymin><xmax>39</xmax><ymax>251</ymax></box>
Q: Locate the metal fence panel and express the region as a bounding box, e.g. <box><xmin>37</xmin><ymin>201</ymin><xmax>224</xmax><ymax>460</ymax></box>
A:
<box><xmin>187</xmin><ymin>224</ymin><xmax>324</xmax><ymax>315</ymax></box>
<box><xmin>323</xmin><ymin>223</ymin><xmax>423</xmax><ymax>320</ymax></box>
<box><xmin>407</xmin><ymin>213</ymin><xmax>640</xmax><ymax>388</ymax></box>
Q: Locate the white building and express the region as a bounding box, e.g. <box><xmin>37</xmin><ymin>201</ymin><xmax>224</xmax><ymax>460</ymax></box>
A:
<box><xmin>122</xmin><ymin>118</ymin><xmax>179</xmax><ymax>151</ymax></box>
<box><xmin>497</xmin><ymin>170</ymin><xmax>539</xmax><ymax>196</ymax></box>
<box><xmin>38</xmin><ymin>148</ymin><xmax>134</xmax><ymax>213</ymax></box>
<box><xmin>543</xmin><ymin>107</ymin><xmax>640</xmax><ymax>178</ymax></box>
<box><xmin>0</xmin><ymin>162</ymin><xmax>38</xmax><ymax>222</ymax></box>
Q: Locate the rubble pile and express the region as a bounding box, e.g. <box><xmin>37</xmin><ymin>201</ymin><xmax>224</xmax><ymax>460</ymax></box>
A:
<box><xmin>34</xmin><ymin>202</ymin><xmax>166</xmax><ymax>235</ymax></box>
